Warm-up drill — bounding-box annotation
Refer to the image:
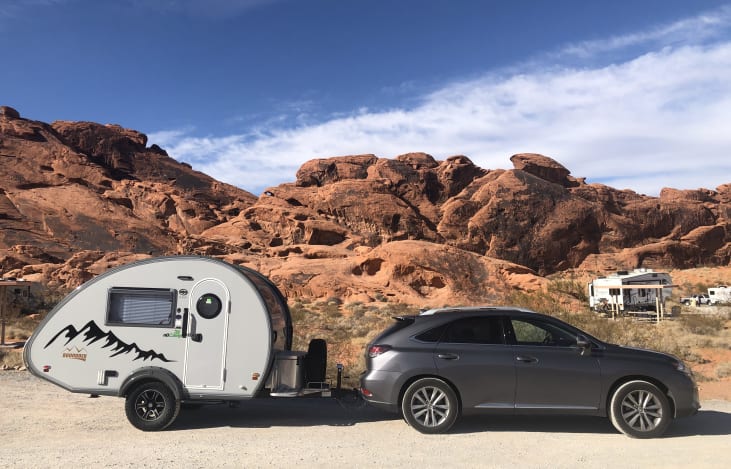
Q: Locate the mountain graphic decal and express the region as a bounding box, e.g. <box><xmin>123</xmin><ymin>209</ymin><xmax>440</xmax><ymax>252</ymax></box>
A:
<box><xmin>45</xmin><ymin>320</ymin><xmax>173</xmax><ymax>362</ymax></box>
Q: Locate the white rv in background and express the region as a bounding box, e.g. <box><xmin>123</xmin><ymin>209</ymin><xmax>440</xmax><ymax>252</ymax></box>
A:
<box><xmin>707</xmin><ymin>285</ymin><xmax>731</xmax><ymax>305</ymax></box>
<box><xmin>588</xmin><ymin>269</ymin><xmax>672</xmax><ymax>313</ymax></box>
<box><xmin>24</xmin><ymin>256</ymin><xmax>331</xmax><ymax>431</ymax></box>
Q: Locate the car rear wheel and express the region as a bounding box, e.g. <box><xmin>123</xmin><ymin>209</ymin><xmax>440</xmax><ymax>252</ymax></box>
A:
<box><xmin>125</xmin><ymin>381</ymin><xmax>180</xmax><ymax>431</ymax></box>
<box><xmin>609</xmin><ymin>380</ymin><xmax>671</xmax><ymax>438</ymax></box>
<box><xmin>401</xmin><ymin>378</ymin><xmax>459</xmax><ymax>434</ymax></box>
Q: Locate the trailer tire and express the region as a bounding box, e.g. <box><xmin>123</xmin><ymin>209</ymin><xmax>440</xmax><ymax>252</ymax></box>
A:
<box><xmin>125</xmin><ymin>381</ymin><xmax>180</xmax><ymax>431</ymax></box>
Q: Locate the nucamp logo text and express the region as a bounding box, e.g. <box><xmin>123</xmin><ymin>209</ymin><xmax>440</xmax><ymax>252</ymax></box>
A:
<box><xmin>62</xmin><ymin>347</ymin><xmax>87</xmax><ymax>362</ymax></box>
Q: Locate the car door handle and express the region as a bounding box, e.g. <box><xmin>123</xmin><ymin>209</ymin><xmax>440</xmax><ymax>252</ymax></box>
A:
<box><xmin>437</xmin><ymin>353</ymin><xmax>459</xmax><ymax>360</ymax></box>
<box><xmin>516</xmin><ymin>355</ymin><xmax>538</xmax><ymax>363</ymax></box>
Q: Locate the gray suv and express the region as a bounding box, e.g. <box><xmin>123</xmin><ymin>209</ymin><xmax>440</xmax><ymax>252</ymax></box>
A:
<box><xmin>360</xmin><ymin>307</ymin><xmax>699</xmax><ymax>437</ymax></box>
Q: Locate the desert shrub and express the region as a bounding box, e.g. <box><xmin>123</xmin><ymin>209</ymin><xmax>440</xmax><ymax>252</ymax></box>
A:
<box><xmin>547</xmin><ymin>278</ymin><xmax>588</xmax><ymax>302</ymax></box>
<box><xmin>679</xmin><ymin>314</ymin><xmax>725</xmax><ymax>336</ymax></box>
<box><xmin>289</xmin><ymin>301</ymin><xmax>310</xmax><ymax>323</ymax></box>
<box><xmin>717</xmin><ymin>363</ymin><xmax>731</xmax><ymax>379</ymax></box>
<box><xmin>325</xmin><ymin>296</ymin><xmax>342</xmax><ymax>306</ymax></box>
<box><xmin>0</xmin><ymin>348</ymin><xmax>24</xmax><ymax>369</ymax></box>
<box><xmin>507</xmin><ymin>289</ymin><xmax>567</xmax><ymax>316</ymax></box>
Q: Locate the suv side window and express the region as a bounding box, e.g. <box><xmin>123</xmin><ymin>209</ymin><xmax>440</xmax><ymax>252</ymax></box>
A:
<box><xmin>510</xmin><ymin>318</ymin><xmax>577</xmax><ymax>347</ymax></box>
<box><xmin>415</xmin><ymin>323</ymin><xmax>448</xmax><ymax>343</ymax></box>
<box><xmin>440</xmin><ymin>317</ymin><xmax>504</xmax><ymax>345</ymax></box>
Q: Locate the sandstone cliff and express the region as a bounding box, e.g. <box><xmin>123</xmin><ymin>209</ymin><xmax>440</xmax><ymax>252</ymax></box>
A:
<box><xmin>2</xmin><ymin>106</ymin><xmax>729</xmax><ymax>304</ymax></box>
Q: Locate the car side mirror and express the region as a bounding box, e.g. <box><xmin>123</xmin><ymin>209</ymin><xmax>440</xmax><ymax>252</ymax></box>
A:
<box><xmin>576</xmin><ymin>335</ymin><xmax>592</xmax><ymax>356</ymax></box>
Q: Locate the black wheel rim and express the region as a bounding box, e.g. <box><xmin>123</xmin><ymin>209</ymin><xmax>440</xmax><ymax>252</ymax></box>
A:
<box><xmin>134</xmin><ymin>389</ymin><xmax>167</xmax><ymax>421</ymax></box>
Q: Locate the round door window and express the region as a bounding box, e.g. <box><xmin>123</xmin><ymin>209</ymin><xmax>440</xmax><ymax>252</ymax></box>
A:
<box><xmin>196</xmin><ymin>293</ymin><xmax>222</xmax><ymax>319</ymax></box>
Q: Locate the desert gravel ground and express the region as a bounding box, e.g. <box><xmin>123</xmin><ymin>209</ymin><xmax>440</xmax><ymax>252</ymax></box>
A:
<box><xmin>1</xmin><ymin>371</ymin><xmax>730</xmax><ymax>468</ymax></box>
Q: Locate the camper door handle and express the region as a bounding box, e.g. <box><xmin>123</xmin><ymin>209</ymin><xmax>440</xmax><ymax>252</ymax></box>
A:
<box><xmin>191</xmin><ymin>333</ymin><xmax>202</xmax><ymax>342</ymax></box>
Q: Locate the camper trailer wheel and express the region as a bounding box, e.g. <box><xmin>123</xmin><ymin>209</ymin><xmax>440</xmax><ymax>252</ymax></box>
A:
<box><xmin>125</xmin><ymin>381</ymin><xmax>180</xmax><ymax>431</ymax></box>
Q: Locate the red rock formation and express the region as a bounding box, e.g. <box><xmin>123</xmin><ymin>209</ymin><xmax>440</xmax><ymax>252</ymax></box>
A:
<box><xmin>2</xmin><ymin>106</ymin><xmax>729</xmax><ymax>301</ymax></box>
<box><xmin>0</xmin><ymin>106</ymin><xmax>256</xmax><ymax>270</ymax></box>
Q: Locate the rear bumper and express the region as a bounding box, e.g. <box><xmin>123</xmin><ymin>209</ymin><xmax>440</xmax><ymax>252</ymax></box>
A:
<box><xmin>359</xmin><ymin>370</ymin><xmax>402</xmax><ymax>413</ymax></box>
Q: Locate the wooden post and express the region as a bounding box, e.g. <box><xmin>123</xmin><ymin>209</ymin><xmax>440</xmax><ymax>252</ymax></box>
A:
<box><xmin>0</xmin><ymin>285</ymin><xmax>6</xmax><ymax>346</ymax></box>
<box><xmin>0</xmin><ymin>280</ymin><xmax>31</xmax><ymax>346</ymax></box>
<box><xmin>655</xmin><ymin>296</ymin><xmax>660</xmax><ymax>323</ymax></box>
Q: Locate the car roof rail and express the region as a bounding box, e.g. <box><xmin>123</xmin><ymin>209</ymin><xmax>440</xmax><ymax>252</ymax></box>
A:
<box><xmin>418</xmin><ymin>306</ymin><xmax>538</xmax><ymax>316</ymax></box>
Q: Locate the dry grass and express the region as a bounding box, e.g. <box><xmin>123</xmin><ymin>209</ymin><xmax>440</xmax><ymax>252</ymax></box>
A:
<box><xmin>0</xmin><ymin>348</ymin><xmax>24</xmax><ymax>369</ymax></box>
<box><xmin>4</xmin><ymin>278</ymin><xmax>730</xmax><ymax>392</ymax></box>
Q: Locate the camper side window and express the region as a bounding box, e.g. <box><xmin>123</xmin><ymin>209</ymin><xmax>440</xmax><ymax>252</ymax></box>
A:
<box><xmin>107</xmin><ymin>288</ymin><xmax>176</xmax><ymax>327</ymax></box>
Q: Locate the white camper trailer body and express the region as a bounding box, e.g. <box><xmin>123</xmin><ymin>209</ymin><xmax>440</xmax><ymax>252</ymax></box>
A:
<box><xmin>24</xmin><ymin>256</ymin><xmax>327</xmax><ymax>430</ymax></box>
<box><xmin>707</xmin><ymin>285</ymin><xmax>731</xmax><ymax>305</ymax></box>
<box><xmin>588</xmin><ymin>269</ymin><xmax>672</xmax><ymax>312</ymax></box>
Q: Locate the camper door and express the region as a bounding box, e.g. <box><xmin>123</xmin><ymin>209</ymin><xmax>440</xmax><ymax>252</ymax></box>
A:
<box><xmin>183</xmin><ymin>279</ymin><xmax>230</xmax><ymax>390</ymax></box>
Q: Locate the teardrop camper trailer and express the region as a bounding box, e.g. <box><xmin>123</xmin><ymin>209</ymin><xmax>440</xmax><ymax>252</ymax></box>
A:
<box><xmin>24</xmin><ymin>256</ymin><xmax>331</xmax><ymax>431</ymax></box>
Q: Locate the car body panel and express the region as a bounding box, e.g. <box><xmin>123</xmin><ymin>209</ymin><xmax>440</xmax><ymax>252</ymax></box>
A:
<box><xmin>512</xmin><ymin>345</ymin><xmax>601</xmax><ymax>412</ymax></box>
<box><xmin>434</xmin><ymin>342</ymin><xmax>516</xmax><ymax>411</ymax></box>
<box><xmin>360</xmin><ymin>307</ymin><xmax>700</xmax><ymax>429</ymax></box>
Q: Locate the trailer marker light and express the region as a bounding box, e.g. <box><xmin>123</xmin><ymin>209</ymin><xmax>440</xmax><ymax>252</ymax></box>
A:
<box><xmin>252</xmin><ymin>372</ymin><xmax>260</xmax><ymax>380</ymax></box>
<box><xmin>43</xmin><ymin>365</ymin><xmax>51</xmax><ymax>372</ymax></box>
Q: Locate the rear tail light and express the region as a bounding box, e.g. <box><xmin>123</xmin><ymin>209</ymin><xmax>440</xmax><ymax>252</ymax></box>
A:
<box><xmin>368</xmin><ymin>344</ymin><xmax>392</xmax><ymax>358</ymax></box>
<box><xmin>361</xmin><ymin>388</ymin><xmax>373</xmax><ymax>398</ymax></box>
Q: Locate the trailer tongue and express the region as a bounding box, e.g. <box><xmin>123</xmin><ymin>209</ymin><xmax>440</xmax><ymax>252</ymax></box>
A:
<box><xmin>24</xmin><ymin>256</ymin><xmax>338</xmax><ymax>431</ymax></box>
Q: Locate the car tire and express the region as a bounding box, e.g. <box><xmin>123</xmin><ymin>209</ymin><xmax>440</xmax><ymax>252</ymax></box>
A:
<box><xmin>609</xmin><ymin>380</ymin><xmax>671</xmax><ymax>438</ymax></box>
<box><xmin>125</xmin><ymin>381</ymin><xmax>180</xmax><ymax>431</ymax></box>
<box><xmin>401</xmin><ymin>378</ymin><xmax>459</xmax><ymax>434</ymax></box>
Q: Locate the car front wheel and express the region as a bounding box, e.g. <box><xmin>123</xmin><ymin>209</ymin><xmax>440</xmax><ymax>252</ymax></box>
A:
<box><xmin>401</xmin><ymin>378</ymin><xmax>459</xmax><ymax>434</ymax></box>
<box><xmin>609</xmin><ymin>380</ymin><xmax>671</xmax><ymax>438</ymax></box>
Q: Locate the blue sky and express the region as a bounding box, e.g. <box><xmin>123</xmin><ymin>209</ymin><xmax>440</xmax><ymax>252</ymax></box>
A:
<box><xmin>3</xmin><ymin>0</ymin><xmax>731</xmax><ymax>196</ymax></box>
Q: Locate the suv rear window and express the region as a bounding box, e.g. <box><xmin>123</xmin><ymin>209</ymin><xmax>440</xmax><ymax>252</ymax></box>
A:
<box><xmin>416</xmin><ymin>316</ymin><xmax>504</xmax><ymax>344</ymax></box>
<box><xmin>373</xmin><ymin>316</ymin><xmax>416</xmax><ymax>342</ymax></box>
<box><xmin>442</xmin><ymin>317</ymin><xmax>504</xmax><ymax>344</ymax></box>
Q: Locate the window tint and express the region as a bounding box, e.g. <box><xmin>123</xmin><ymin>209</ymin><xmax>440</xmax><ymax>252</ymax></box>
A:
<box><xmin>107</xmin><ymin>288</ymin><xmax>175</xmax><ymax>326</ymax></box>
<box><xmin>415</xmin><ymin>324</ymin><xmax>448</xmax><ymax>343</ymax></box>
<box><xmin>511</xmin><ymin>319</ymin><xmax>577</xmax><ymax>347</ymax></box>
<box><xmin>441</xmin><ymin>317</ymin><xmax>504</xmax><ymax>345</ymax></box>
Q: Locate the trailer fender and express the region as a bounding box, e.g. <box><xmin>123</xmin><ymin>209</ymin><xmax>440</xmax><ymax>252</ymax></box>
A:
<box><xmin>119</xmin><ymin>367</ymin><xmax>185</xmax><ymax>401</ymax></box>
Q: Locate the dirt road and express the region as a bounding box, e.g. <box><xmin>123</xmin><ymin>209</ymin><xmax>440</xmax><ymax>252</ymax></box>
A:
<box><xmin>1</xmin><ymin>371</ymin><xmax>730</xmax><ymax>468</ymax></box>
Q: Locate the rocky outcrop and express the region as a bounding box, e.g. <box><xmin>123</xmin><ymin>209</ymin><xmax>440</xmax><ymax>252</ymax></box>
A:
<box><xmin>1</xmin><ymin>106</ymin><xmax>256</xmax><ymax>266</ymax></box>
<box><xmin>2</xmin><ymin>106</ymin><xmax>729</xmax><ymax>301</ymax></box>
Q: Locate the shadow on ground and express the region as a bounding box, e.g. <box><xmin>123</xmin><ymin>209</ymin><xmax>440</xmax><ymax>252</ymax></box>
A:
<box><xmin>171</xmin><ymin>394</ymin><xmax>397</xmax><ymax>430</ymax></box>
<box><xmin>173</xmin><ymin>397</ymin><xmax>731</xmax><ymax>438</ymax></box>
<box><xmin>436</xmin><ymin>408</ymin><xmax>731</xmax><ymax>437</ymax></box>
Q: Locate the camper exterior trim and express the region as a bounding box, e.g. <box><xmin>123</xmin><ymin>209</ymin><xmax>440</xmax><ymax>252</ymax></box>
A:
<box><xmin>24</xmin><ymin>256</ymin><xmax>328</xmax><ymax>430</ymax></box>
<box><xmin>707</xmin><ymin>285</ymin><xmax>731</xmax><ymax>305</ymax></box>
<box><xmin>588</xmin><ymin>269</ymin><xmax>672</xmax><ymax>312</ymax></box>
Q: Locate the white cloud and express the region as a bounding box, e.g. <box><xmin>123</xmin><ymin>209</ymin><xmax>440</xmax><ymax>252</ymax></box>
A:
<box><xmin>558</xmin><ymin>4</ymin><xmax>731</xmax><ymax>59</ymax></box>
<box><xmin>153</xmin><ymin>9</ymin><xmax>731</xmax><ymax>196</ymax></box>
